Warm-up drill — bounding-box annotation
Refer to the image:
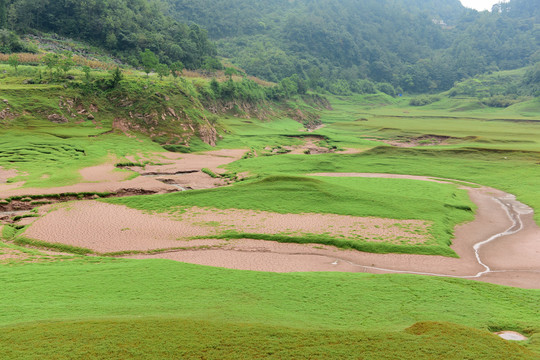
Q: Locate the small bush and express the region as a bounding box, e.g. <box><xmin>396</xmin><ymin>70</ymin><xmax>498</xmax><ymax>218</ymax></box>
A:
<box><xmin>409</xmin><ymin>95</ymin><xmax>440</xmax><ymax>106</ymax></box>
<box><xmin>481</xmin><ymin>95</ymin><xmax>520</xmax><ymax>108</ymax></box>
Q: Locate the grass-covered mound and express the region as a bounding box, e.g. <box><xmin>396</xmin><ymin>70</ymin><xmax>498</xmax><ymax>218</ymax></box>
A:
<box><xmin>0</xmin><ymin>260</ymin><xmax>538</xmax><ymax>357</ymax></box>
<box><xmin>107</xmin><ymin>175</ymin><xmax>474</xmax><ymax>256</ymax></box>
<box><xmin>227</xmin><ymin>147</ymin><xmax>540</xmax><ymax>224</ymax></box>
<box><xmin>0</xmin><ymin>318</ymin><xmax>536</xmax><ymax>359</ymax></box>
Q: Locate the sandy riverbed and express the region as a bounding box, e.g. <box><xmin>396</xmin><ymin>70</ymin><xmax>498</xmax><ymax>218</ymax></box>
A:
<box><xmin>19</xmin><ymin>172</ymin><xmax>540</xmax><ymax>288</ymax></box>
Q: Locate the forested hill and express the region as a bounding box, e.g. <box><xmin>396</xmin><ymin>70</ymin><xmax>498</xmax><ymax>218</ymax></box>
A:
<box><xmin>167</xmin><ymin>0</ymin><xmax>539</xmax><ymax>94</ymax></box>
<box><xmin>0</xmin><ymin>0</ymin><xmax>217</xmax><ymax>69</ymax></box>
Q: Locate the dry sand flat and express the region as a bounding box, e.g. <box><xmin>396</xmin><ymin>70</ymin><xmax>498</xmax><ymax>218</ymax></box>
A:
<box><xmin>0</xmin><ymin>149</ymin><xmax>246</xmax><ymax>198</ymax></box>
<box><xmin>125</xmin><ymin>175</ymin><xmax>540</xmax><ymax>288</ymax></box>
<box><xmin>16</xmin><ymin>172</ymin><xmax>540</xmax><ymax>288</ymax></box>
<box><xmin>23</xmin><ymin>202</ymin><xmax>433</xmax><ymax>253</ymax></box>
<box><xmin>79</xmin><ymin>163</ymin><xmax>132</xmax><ymax>182</ymax></box>
<box><xmin>0</xmin><ymin>167</ymin><xmax>24</xmax><ymax>192</ymax></box>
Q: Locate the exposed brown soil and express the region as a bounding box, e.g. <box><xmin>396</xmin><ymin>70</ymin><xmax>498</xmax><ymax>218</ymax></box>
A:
<box><xmin>23</xmin><ymin>202</ymin><xmax>432</xmax><ymax>253</ymax></box>
<box><xmin>0</xmin><ymin>188</ymin><xmax>158</xmax><ymax>219</ymax></box>
<box><xmin>0</xmin><ymin>167</ymin><xmax>17</xmax><ymax>183</ymax></box>
<box><xmin>285</xmin><ymin>137</ymin><xmax>334</xmax><ymax>155</ymax></box>
<box><xmin>122</xmin><ymin>182</ymin><xmax>540</xmax><ymax>288</ymax></box>
<box><xmin>0</xmin><ymin>149</ymin><xmax>245</xmax><ymax>199</ymax></box>
<box><xmin>8</xmin><ymin>169</ymin><xmax>540</xmax><ymax>288</ymax></box>
<box><xmin>0</xmin><ymin>167</ymin><xmax>23</xmax><ymax>192</ymax></box>
<box><xmin>308</xmin><ymin>173</ymin><xmax>447</xmax><ymax>182</ymax></box>
<box><xmin>0</xmin><ymin>149</ymin><xmax>245</xmax><ymax>224</ymax></box>
<box><xmin>79</xmin><ymin>162</ymin><xmax>132</xmax><ymax>182</ymax></box>
<box><xmin>369</xmin><ymin>135</ymin><xmax>454</xmax><ymax>148</ymax></box>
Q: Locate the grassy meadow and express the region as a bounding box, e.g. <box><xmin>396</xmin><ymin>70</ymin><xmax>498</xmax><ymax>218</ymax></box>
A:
<box><xmin>1</xmin><ymin>63</ymin><xmax>540</xmax><ymax>358</ymax></box>
<box><xmin>0</xmin><ymin>259</ymin><xmax>538</xmax><ymax>359</ymax></box>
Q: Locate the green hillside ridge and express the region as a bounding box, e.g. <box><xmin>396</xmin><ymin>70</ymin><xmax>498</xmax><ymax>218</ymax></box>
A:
<box><xmin>0</xmin><ymin>62</ymin><xmax>326</xmax><ymax>186</ymax></box>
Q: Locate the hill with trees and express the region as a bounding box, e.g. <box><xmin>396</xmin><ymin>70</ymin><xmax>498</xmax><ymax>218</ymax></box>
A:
<box><xmin>0</xmin><ymin>0</ymin><xmax>218</xmax><ymax>69</ymax></box>
<box><xmin>166</xmin><ymin>0</ymin><xmax>539</xmax><ymax>95</ymax></box>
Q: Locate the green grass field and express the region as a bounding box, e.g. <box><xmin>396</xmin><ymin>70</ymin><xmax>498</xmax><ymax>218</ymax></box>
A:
<box><xmin>0</xmin><ymin>259</ymin><xmax>538</xmax><ymax>358</ymax></box>
<box><xmin>1</xmin><ymin>65</ymin><xmax>539</xmax><ymax>358</ymax></box>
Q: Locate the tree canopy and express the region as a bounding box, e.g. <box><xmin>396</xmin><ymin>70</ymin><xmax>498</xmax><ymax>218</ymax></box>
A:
<box><xmin>3</xmin><ymin>0</ymin><xmax>217</xmax><ymax>69</ymax></box>
<box><xmin>167</xmin><ymin>0</ymin><xmax>539</xmax><ymax>94</ymax></box>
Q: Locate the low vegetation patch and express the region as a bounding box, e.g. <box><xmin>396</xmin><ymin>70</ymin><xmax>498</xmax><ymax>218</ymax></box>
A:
<box><xmin>12</xmin><ymin>237</ymin><xmax>94</xmax><ymax>255</ymax></box>
<box><xmin>0</xmin><ymin>318</ymin><xmax>535</xmax><ymax>359</ymax></box>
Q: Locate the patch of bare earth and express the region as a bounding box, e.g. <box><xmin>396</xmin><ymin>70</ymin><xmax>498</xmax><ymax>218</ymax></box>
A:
<box><xmin>15</xmin><ymin>171</ymin><xmax>540</xmax><ymax>289</ymax></box>
<box><xmin>23</xmin><ymin>202</ymin><xmax>431</xmax><ymax>253</ymax></box>
<box><xmin>380</xmin><ymin>135</ymin><xmax>453</xmax><ymax>148</ymax></box>
<box><xmin>285</xmin><ymin>137</ymin><xmax>334</xmax><ymax>155</ymax></box>
<box><xmin>79</xmin><ymin>162</ymin><xmax>132</xmax><ymax>183</ymax></box>
<box><xmin>0</xmin><ymin>149</ymin><xmax>246</xmax><ymax>198</ymax></box>
<box><xmin>0</xmin><ymin>238</ymin><xmax>72</xmax><ymax>264</ymax></box>
<box><xmin>0</xmin><ymin>167</ymin><xmax>24</xmax><ymax>192</ymax></box>
<box><xmin>0</xmin><ymin>247</ymin><xmax>34</xmax><ymax>263</ymax></box>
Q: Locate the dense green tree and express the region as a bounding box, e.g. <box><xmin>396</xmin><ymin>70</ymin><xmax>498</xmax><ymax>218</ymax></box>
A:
<box><xmin>42</xmin><ymin>53</ymin><xmax>59</xmax><ymax>75</ymax></box>
<box><xmin>140</xmin><ymin>49</ymin><xmax>159</xmax><ymax>77</ymax></box>
<box><xmin>0</xmin><ymin>0</ymin><xmax>7</xmax><ymax>29</ymax></box>
<box><xmin>170</xmin><ymin>61</ymin><xmax>184</xmax><ymax>78</ymax></box>
<box><xmin>109</xmin><ymin>67</ymin><xmax>124</xmax><ymax>88</ymax></box>
<box><xmin>58</xmin><ymin>52</ymin><xmax>75</xmax><ymax>74</ymax></box>
<box><xmin>166</xmin><ymin>0</ymin><xmax>538</xmax><ymax>95</ymax></box>
<box><xmin>156</xmin><ymin>63</ymin><xmax>170</xmax><ymax>79</ymax></box>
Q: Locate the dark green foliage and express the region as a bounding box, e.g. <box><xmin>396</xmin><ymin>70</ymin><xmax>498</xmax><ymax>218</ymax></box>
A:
<box><xmin>203</xmin><ymin>77</ymin><xmax>291</xmax><ymax>103</ymax></box>
<box><xmin>140</xmin><ymin>49</ymin><xmax>159</xmax><ymax>76</ymax></box>
<box><xmin>523</xmin><ymin>63</ymin><xmax>540</xmax><ymax>96</ymax></box>
<box><xmin>377</xmin><ymin>82</ymin><xmax>396</xmax><ymax>97</ymax></box>
<box><xmin>156</xmin><ymin>63</ymin><xmax>170</xmax><ymax>79</ymax></box>
<box><xmin>481</xmin><ymin>95</ymin><xmax>520</xmax><ymax>108</ymax></box>
<box><xmin>5</xmin><ymin>0</ymin><xmax>217</xmax><ymax>69</ymax></box>
<box><xmin>0</xmin><ymin>0</ymin><xmax>6</xmax><ymax>29</ymax></box>
<box><xmin>0</xmin><ymin>28</ymin><xmax>33</xmax><ymax>53</ymax></box>
<box><xmin>109</xmin><ymin>67</ymin><xmax>124</xmax><ymax>88</ymax></box>
<box><xmin>166</xmin><ymin>0</ymin><xmax>538</xmax><ymax>95</ymax></box>
<box><xmin>410</xmin><ymin>95</ymin><xmax>440</xmax><ymax>106</ymax></box>
<box><xmin>202</xmin><ymin>56</ymin><xmax>223</xmax><ymax>72</ymax></box>
<box><xmin>170</xmin><ymin>61</ymin><xmax>184</xmax><ymax>78</ymax></box>
<box><xmin>7</xmin><ymin>53</ymin><xmax>18</xmax><ymax>72</ymax></box>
